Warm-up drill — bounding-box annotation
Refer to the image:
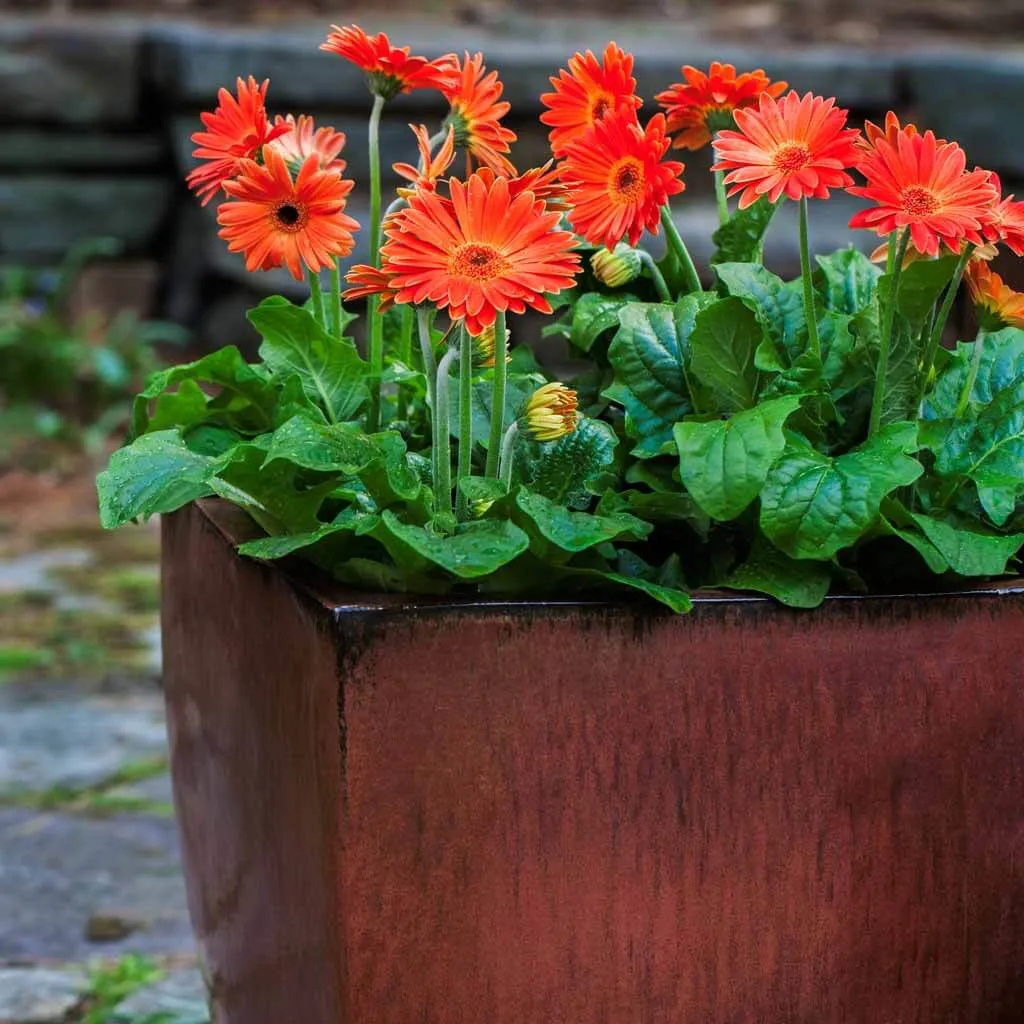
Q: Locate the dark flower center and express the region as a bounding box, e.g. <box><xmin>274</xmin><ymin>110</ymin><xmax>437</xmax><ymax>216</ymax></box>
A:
<box><xmin>277</xmin><ymin>204</ymin><xmax>301</xmax><ymax>226</ymax></box>
<box><xmin>451</xmin><ymin>243</ymin><xmax>510</xmax><ymax>281</ymax></box>
<box><xmin>272</xmin><ymin>200</ymin><xmax>308</xmax><ymax>233</ymax></box>
<box><xmin>610</xmin><ymin>158</ymin><xmax>645</xmax><ymax>203</ymax></box>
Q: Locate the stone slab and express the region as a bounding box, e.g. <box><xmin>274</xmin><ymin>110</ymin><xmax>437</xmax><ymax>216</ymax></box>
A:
<box><xmin>0</xmin><ymin>176</ymin><xmax>172</xmax><ymax>260</ymax></box>
<box><xmin>0</xmin><ymin>18</ymin><xmax>142</xmax><ymax>126</ymax></box>
<box><xmin>0</xmin><ymin>966</ymin><xmax>86</xmax><ymax>1024</ymax></box>
<box><xmin>0</xmin><ymin>807</ymin><xmax>194</xmax><ymax>962</ymax></box>
<box><xmin>115</xmin><ymin>966</ymin><xmax>208</xmax><ymax>1018</ymax></box>
<box><xmin>0</xmin><ymin>683</ymin><xmax>168</xmax><ymax>794</ymax></box>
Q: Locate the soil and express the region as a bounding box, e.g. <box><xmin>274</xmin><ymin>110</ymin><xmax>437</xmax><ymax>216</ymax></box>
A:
<box><xmin>2</xmin><ymin>0</ymin><xmax>1023</xmax><ymax>46</ymax></box>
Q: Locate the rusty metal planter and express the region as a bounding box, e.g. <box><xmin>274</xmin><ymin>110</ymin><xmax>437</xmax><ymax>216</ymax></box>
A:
<box><xmin>162</xmin><ymin>499</ymin><xmax>1024</xmax><ymax>1023</ymax></box>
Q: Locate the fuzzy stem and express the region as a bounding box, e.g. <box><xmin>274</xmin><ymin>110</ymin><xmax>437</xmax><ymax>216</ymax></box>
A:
<box><xmin>639</xmin><ymin>251</ymin><xmax>672</xmax><ymax>303</ymax></box>
<box><xmin>798</xmin><ymin>197</ymin><xmax>821</xmax><ymax>360</ymax></box>
<box><xmin>306</xmin><ymin>270</ymin><xmax>325</xmax><ymax>327</ymax></box>
<box><xmin>714</xmin><ymin>169</ymin><xmax>729</xmax><ymax>227</ymax></box>
<box><xmin>499</xmin><ymin>422</ymin><xmax>520</xmax><ymax>489</ymax></box>
<box><xmin>417</xmin><ymin>307</ymin><xmax>439</xmax><ymax>496</ymax></box>
<box><xmin>434</xmin><ymin>346</ymin><xmax>457</xmax><ymax>517</ymax></box>
<box><xmin>328</xmin><ymin>260</ymin><xmax>343</xmax><ymax>337</ymax></box>
<box><xmin>366</xmin><ymin>94</ymin><xmax>386</xmax><ymax>432</ymax></box>
<box><xmin>397</xmin><ymin>304</ymin><xmax>414</xmax><ymax>419</ymax></box>
<box><xmin>456</xmin><ymin>324</ymin><xmax>474</xmax><ymax>520</ymax></box>
<box><xmin>917</xmin><ymin>244</ymin><xmax>974</xmax><ymax>412</ymax></box>
<box><xmin>660</xmin><ymin>206</ymin><xmax>702</xmax><ymax>294</ymax></box>
<box><xmin>484</xmin><ymin>309</ymin><xmax>509</xmax><ymax>478</ymax></box>
<box><xmin>955</xmin><ymin>329</ymin><xmax>988</xmax><ymax>419</ymax></box>
<box><xmin>869</xmin><ymin>227</ymin><xmax>912</xmax><ymax>436</ymax></box>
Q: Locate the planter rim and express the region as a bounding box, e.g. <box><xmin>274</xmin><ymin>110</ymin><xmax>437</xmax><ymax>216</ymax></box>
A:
<box><xmin>190</xmin><ymin>498</ymin><xmax>1024</xmax><ymax>618</ymax></box>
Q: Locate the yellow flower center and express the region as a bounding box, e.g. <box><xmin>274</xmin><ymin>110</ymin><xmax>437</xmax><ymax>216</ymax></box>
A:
<box><xmin>451</xmin><ymin>243</ymin><xmax>509</xmax><ymax>282</ymax></box>
<box><xmin>272</xmin><ymin>200</ymin><xmax>308</xmax><ymax>233</ymax></box>
<box><xmin>900</xmin><ymin>185</ymin><xmax>939</xmax><ymax>217</ymax></box>
<box><xmin>772</xmin><ymin>142</ymin><xmax>812</xmax><ymax>173</ymax></box>
<box><xmin>610</xmin><ymin>157</ymin><xmax>645</xmax><ymax>204</ymax></box>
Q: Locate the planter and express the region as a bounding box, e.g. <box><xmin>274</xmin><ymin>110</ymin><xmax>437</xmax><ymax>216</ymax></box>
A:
<box><xmin>162</xmin><ymin>499</ymin><xmax>1024</xmax><ymax>1023</ymax></box>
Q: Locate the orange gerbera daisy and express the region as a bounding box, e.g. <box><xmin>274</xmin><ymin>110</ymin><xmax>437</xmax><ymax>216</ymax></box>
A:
<box><xmin>540</xmin><ymin>43</ymin><xmax>643</xmax><ymax>157</ymax></box>
<box><xmin>379</xmin><ymin>173</ymin><xmax>580</xmax><ymax>335</ymax></box>
<box><xmin>560</xmin><ymin>110</ymin><xmax>685</xmax><ymax>250</ymax></box>
<box><xmin>343</xmin><ymin>264</ymin><xmax>399</xmax><ymax>311</ymax></box>
<box><xmin>858</xmin><ymin>111</ymin><xmax>939</xmax><ymax>152</ymax></box>
<box><xmin>440</xmin><ymin>52</ymin><xmax>517</xmax><ymax>176</ymax></box>
<box><xmin>269</xmin><ymin>115</ymin><xmax>347</xmax><ymax>174</ymax></box>
<box><xmin>474</xmin><ymin>162</ymin><xmax>568</xmax><ymax>207</ymax></box>
<box><xmin>848</xmin><ymin>130</ymin><xmax>998</xmax><ymax>257</ymax></box>
<box><xmin>982</xmin><ymin>172</ymin><xmax>1024</xmax><ymax>257</ymax></box>
<box><xmin>218</xmin><ymin>149</ymin><xmax>359</xmax><ymax>280</ymax></box>
<box><xmin>655</xmin><ymin>62</ymin><xmax>787</xmax><ymax>151</ymax></box>
<box><xmin>393</xmin><ymin>124</ymin><xmax>457</xmax><ymax>197</ymax></box>
<box><xmin>321</xmin><ymin>25</ymin><xmax>453</xmax><ymax>100</ymax></box>
<box><xmin>712</xmin><ymin>91</ymin><xmax>861</xmax><ymax>209</ymax></box>
<box><xmin>966</xmin><ymin>260</ymin><xmax>1024</xmax><ymax>330</ymax></box>
<box><xmin>187</xmin><ymin>77</ymin><xmax>288</xmax><ymax>206</ymax></box>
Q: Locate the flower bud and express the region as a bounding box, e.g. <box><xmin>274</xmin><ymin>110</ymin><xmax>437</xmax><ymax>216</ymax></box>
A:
<box><xmin>471</xmin><ymin>323</ymin><xmax>511</xmax><ymax>369</ymax></box>
<box><xmin>523</xmin><ymin>382</ymin><xmax>579</xmax><ymax>442</ymax></box>
<box><xmin>590</xmin><ymin>243</ymin><xmax>643</xmax><ymax>287</ymax></box>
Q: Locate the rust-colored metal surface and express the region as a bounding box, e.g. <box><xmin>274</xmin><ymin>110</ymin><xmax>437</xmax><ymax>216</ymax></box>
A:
<box><xmin>163</xmin><ymin>500</ymin><xmax>1024</xmax><ymax>1023</ymax></box>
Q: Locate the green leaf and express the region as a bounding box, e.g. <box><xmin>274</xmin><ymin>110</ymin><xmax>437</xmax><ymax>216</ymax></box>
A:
<box><xmin>373</xmin><ymin>511</ymin><xmax>529</xmax><ymax>579</ymax></box>
<box><xmin>688</xmin><ymin>296</ymin><xmax>763</xmax><ymax>412</ymax></box>
<box><xmin>924</xmin><ymin>328</ymin><xmax>1024</xmax><ymax>421</ymax></box>
<box><xmin>722</xmin><ymin>533</ymin><xmax>832</xmax><ymax>607</ymax></box>
<box><xmin>710</xmin><ymin>196</ymin><xmax>777</xmax><ymax>265</ymax></box>
<box><xmin>97</xmin><ymin>430</ymin><xmax>219</xmax><ymax>528</ymax></box>
<box><xmin>517</xmin><ymin>417</ymin><xmax>619</xmax><ymax>509</ymax></box>
<box><xmin>358</xmin><ymin>432</ymin><xmax>423</xmax><ymax>508</ymax></box>
<box><xmin>448</xmin><ymin>372</ymin><xmax>541</xmax><ymax>450</ymax></box>
<box><xmin>907</xmin><ymin>512</ymin><xmax>1024</xmax><ymax>576</ymax></box>
<box><xmin>879</xmin><ymin>254</ymin><xmax>959</xmax><ymax>326</ymax></box>
<box><xmin>760</xmin><ymin>421</ymin><xmax>923</xmax><ymax>559</ymax></box>
<box><xmin>675</xmin><ymin>396</ymin><xmax>802</xmax><ymax>521</ymax></box>
<box><xmin>131</xmin><ymin>346</ymin><xmax>277</xmax><ymax>438</ymax></box>
<box><xmin>816</xmin><ymin>248</ymin><xmax>881</xmax><ymax>315</ymax></box>
<box><xmin>248</xmin><ymin>298</ymin><xmax>369</xmax><ymax>423</ymax></box>
<box><xmin>878</xmin><ymin>316</ymin><xmax>922</xmax><ymax>427</ymax></box>
<box><xmin>605</xmin><ymin>295</ymin><xmax>715</xmax><ymax>457</ymax></box>
<box><xmin>263</xmin><ymin>415</ymin><xmax>380</xmax><ymax>475</ymax></box>
<box><xmin>514</xmin><ymin>489</ymin><xmax>650</xmax><ymax>557</ymax></box>
<box><xmin>236</xmin><ymin>509</ymin><xmax>378</xmax><ymax>561</ymax></box>
<box><xmin>569</xmin><ymin>567</ymin><xmax>693</xmax><ymax>613</ymax></box>
<box><xmin>570</xmin><ymin>292</ymin><xmax>639</xmax><ymax>353</ymax></box>
<box><xmin>878</xmin><ymin>502</ymin><xmax>949</xmax><ymax>574</ymax></box>
<box><xmin>212</xmin><ymin>442</ymin><xmax>339</xmax><ymax>534</ymax></box>
<box><xmin>714</xmin><ymin>262</ymin><xmax>806</xmax><ymax>362</ymax></box>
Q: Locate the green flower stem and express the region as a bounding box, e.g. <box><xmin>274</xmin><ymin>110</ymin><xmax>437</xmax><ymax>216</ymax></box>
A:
<box><xmin>484</xmin><ymin>309</ymin><xmax>508</xmax><ymax>478</ymax></box>
<box><xmin>659</xmin><ymin>206</ymin><xmax>702</xmax><ymax>294</ymax></box>
<box><xmin>416</xmin><ymin>307</ymin><xmax>439</xmax><ymax>499</ymax></box>
<box><xmin>306</xmin><ymin>270</ymin><xmax>325</xmax><ymax>327</ymax></box>
<box><xmin>798</xmin><ymin>197</ymin><xmax>821</xmax><ymax>360</ymax></box>
<box><xmin>714</xmin><ymin>169</ymin><xmax>729</xmax><ymax>227</ymax></box>
<box><xmin>955</xmin><ymin>329</ymin><xmax>988</xmax><ymax>419</ymax></box>
<box><xmin>498</xmin><ymin>422</ymin><xmax>519</xmax><ymax>489</ymax></box>
<box><xmin>639</xmin><ymin>251</ymin><xmax>672</xmax><ymax>302</ymax></box>
<box><xmin>869</xmin><ymin>226</ymin><xmax>912</xmax><ymax>437</ymax></box>
<box><xmin>456</xmin><ymin>324</ymin><xmax>474</xmax><ymax>520</ymax></box>
<box><xmin>434</xmin><ymin>346</ymin><xmax>457</xmax><ymax>517</ymax></box>
<box><xmin>328</xmin><ymin>259</ymin><xmax>343</xmax><ymax>337</ymax></box>
<box><xmin>397</xmin><ymin>304</ymin><xmax>414</xmax><ymax>420</ymax></box>
<box><xmin>916</xmin><ymin>243</ymin><xmax>974</xmax><ymax>413</ymax></box>
<box><xmin>366</xmin><ymin>93</ymin><xmax>386</xmax><ymax>432</ymax></box>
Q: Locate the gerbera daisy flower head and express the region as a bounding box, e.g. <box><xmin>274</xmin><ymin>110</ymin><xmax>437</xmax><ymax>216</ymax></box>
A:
<box><xmin>848</xmin><ymin>130</ymin><xmax>999</xmax><ymax>257</ymax></box>
<box><xmin>473</xmin><ymin>162</ymin><xmax>568</xmax><ymax>207</ymax></box>
<box><xmin>981</xmin><ymin>172</ymin><xmax>1024</xmax><ymax>257</ymax></box>
<box><xmin>966</xmin><ymin>260</ymin><xmax>1024</xmax><ymax>331</ymax></box>
<box><xmin>379</xmin><ymin>172</ymin><xmax>580</xmax><ymax>336</ymax></box>
<box><xmin>393</xmin><ymin>124</ymin><xmax>457</xmax><ymax>198</ymax></box>
<box><xmin>187</xmin><ymin>77</ymin><xmax>289</xmax><ymax>206</ymax></box>
<box><xmin>268</xmin><ymin>115</ymin><xmax>347</xmax><ymax>175</ymax></box>
<box><xmin>440</xmin><ymin>52</ymin><xmax>517</xmax><ymax>176</ymax></box>
<box><xmin>655</xmin><ymin>62</ymin><xmax>787</xmax><ymax>152</ymax></box>
<box><xmin>321</xmin><ymin>25</ymin><xmax>454</xmax><ymax>100</ymax></box>
<box><xmin>540</xmin><ymin>42</ymin><xmax>643</xmax><ymax>158</ymax></box>
<box><xmin>343</xmin><ymin>264</ymin><xmax>398</xmax><ymax>312</ymax></box>
<box><xmin>712</xmin><ymin>91</ymin><xmax>862</xmax><ymax>209</ymax></box>
<box><xmin>523</xmin><ymin>383</ymin><xmax>579</xmax><ymax>441</ymax></box>
<box><xmin>218</xmin><ymin>148</ymin><xmax>359</xmax><ymax>281</ymax></box>
<box><xmin>857</xmin><ymin>111</ymin><xmax>937</xmax><ymax>153</ymax></box>
<box><xmin>560</xmin><ymin>109</ymin><xmax>685</xmax><ymax>250</ymax></box>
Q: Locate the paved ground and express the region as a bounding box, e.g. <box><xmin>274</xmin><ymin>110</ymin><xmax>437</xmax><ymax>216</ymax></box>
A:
<box><xmin>0</xmin><ymin>509</ymin><xmax>208</xmax><ymax>1024</ymax></box>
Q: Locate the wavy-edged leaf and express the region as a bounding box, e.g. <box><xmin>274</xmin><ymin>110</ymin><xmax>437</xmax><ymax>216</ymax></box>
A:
<box><xmin>688</xmin><ymin>296</ymin><xmax>763</xmax><ymax>412</ymax></box>
<box><xmin>715</xmin><ymin>262</ymin><xmax>805</xmax><ymax>362</ymax></box>
<box><xmin>907</xmin><ymin>512</ymin><xmax>1024</xmax><ymax>576</ymax></box>
<box><xmin>675</xmin><ymin>395</ymin><xmax>802</xmax><ymax>521</ymax></box>
<box><xmin>710</xmin><ymin>196</ymin><xmax>777</xmax><ymax>266</ymax></box>
<box><xmin>514</xmin><ymin>488</ymin><xmax>651</xmax><ymax>558</ymax></box>
<box><xmin>722</xmin><ymin>532</ymin><xmax>832</xmax><ymax>607</ymax></box>
<box><xmin>816</xmin><ymin>248</ymin><xmax>881</xmax><ymax>315</ymax></box>
<box><xmin>517</xmin><ymin>417</ymin><xmax>619</xmax><ymax>509</ymax></box>
<box><xmin>924</xmin><ymin>328</ymin><xmax>1024</xmax><ymax>421</ymax></box>
<box><xmin>263</xmin><ymin>415</ymin><xmax>380</xmax><ymax>475</ymax></box>
<box><xmin>570</xmin><ymin>292</ymin><xmax>639</xmax><ymax>353</ymax></box>
<box><xmin>878</xmin><ymin>254</ymin><xmax>959</xmax><ymax>326</ymax></box>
